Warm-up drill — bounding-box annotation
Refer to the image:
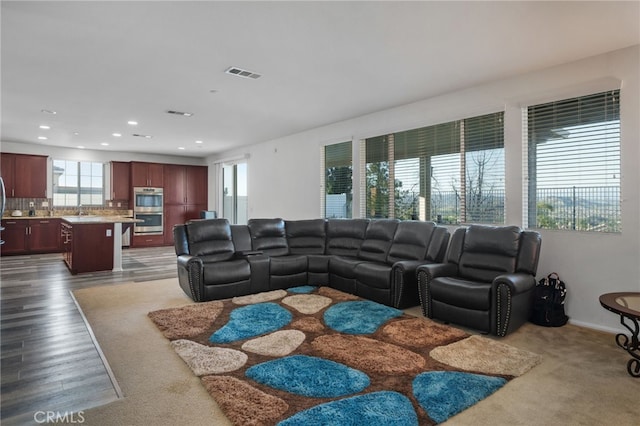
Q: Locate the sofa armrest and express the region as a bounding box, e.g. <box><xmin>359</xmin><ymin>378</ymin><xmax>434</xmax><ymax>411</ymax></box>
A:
<box><xmin>176</xmin><ymin>254</ymin><xmax>204</xmax><ymax>302</ymax></box>
<box><xmin>416</xmin><ymin>262</ymin><xmax>459</xmax><ymax>281</ymax></box>
<box><xmin>492</xmin><ymin>273</ymin><xmax>536</xmax><ymax>337</ymax></box>
<box><xmin>392</xmin><ymin>260</ymin><xmax>434</xmax><ymax>309</ymax></box>
<box><xmin>492</xmin><ymin>273</ymin><xmax>536</xmax><ymax>296</ymax></box>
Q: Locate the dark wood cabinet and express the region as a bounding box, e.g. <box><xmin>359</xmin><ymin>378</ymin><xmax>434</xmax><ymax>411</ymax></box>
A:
<box><xmin>186</xmin><ymin>166</ymin><xmax>208</xmax><ymax>205</ymax></box>
<box><xmin>131</xmin><ymin>162</ymin><xmax>163</xmax><ymax>187</ymax></box>
<box><xmin>111</xmin><ymin>161</ymin><xmax>130</xmax><ymax>201</ymax></box>
<box><xmin>30</xmin><ymin>219</ymin><xmax>61</xmax><ymax>252</ymax></box>
<box><xmin>1</xmin><ymin>218</ymin><xmax>61</xmax><ymax>255</ymax></box>
<box><xmin>164</xmin><ymin>165</ymin><xmax>207</xmax><ymax>205</ymax></box>
<box><xmin>163</xmin><ymin>164</ymin><xmax>208</xmax><ymax>245</ymax></box>
<box><xmin>163</xmin><ymin>203</ymin><xmax>207</xmax><ymax>245</ymax></box>
<box><xmin>163</xmin><ymin>164</ymin><xmax>186</xmax><ymax>205</ymax></box>
<box><xmin>1</xmin><ymin>153</ymin><xmax>47</xmax><ymax>198</ymax></box>
<box><xmin>132</xmin><ymin>234</ymin><xmax>165</xmax><ymax>247</ymax></box>
<box><xmin>63</xmin><ymin>222</ymin><xmax>114</xmax><ymax>275</ymax></box>
<box><xmin>0</xmin><ymin>220</ymin><xmax>28</xmax><ymax>254</ymax></box>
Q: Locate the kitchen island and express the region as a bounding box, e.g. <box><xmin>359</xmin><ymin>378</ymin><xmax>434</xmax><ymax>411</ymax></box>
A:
<box><xmin>61</xmin><ymin>216</ymin><xmax>142</xmax><ymax>274</ymax></box>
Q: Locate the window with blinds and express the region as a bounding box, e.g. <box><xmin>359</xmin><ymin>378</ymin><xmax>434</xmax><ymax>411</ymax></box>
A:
<box><xmin>363</xmin><ymin>111</ymin><xmax>504</xmax><ymax>224</ymax></box>
<box><xmin>526</xmin><ymin>90</ymin><xmax>620</xmax><ymax>232</ymax></box>
<box><xmin>322</xmin><ymin>141</ymin><xmax>352</xmax><ymax>218</ymax></box>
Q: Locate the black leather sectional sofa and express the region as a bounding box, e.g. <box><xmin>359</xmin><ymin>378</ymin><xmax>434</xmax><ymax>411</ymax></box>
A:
<box><xmin>174</xmin><ymin>218</ymin><xmax>450</xmax><ymax>309</ymax></box>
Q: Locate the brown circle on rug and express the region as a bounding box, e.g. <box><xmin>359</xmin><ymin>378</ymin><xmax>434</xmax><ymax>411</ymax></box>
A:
<box><xmin>311</xmin><ymin>334</ymin><xmax>426</xmax><ymax>375</ymax></box>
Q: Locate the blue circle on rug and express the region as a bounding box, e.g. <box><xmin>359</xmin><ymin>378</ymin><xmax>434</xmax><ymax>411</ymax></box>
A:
<box><xmin>277</xmin><ymin>391</ymin><xmax>418</xmax><ymax>426</ymax></box>
<box><xmin>287</xmin><ymin>285</ymin><xmax>317</xmax><ymax>294</ymax></box>
<box><xmin>246</xmin><ymin>354</ymin><xmax>370</xmax><ymax>398</ymax></box>
<box><xmin>324</xmin><ymin>300</ymin><xmax>403</xmax><ymax>334</ymax></box>
<box><xmin>209</xmin><ymin>302</ymin><xmax>292</xmax><ymax>344</ymax></box>
<box><xmin>413</xmin><ymin>371</ymin><xmax>507</xmax><ymax>423</ymax></box>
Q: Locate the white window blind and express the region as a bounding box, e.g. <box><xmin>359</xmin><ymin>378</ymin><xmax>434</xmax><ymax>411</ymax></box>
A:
<box><xmin>323</xmin><ymin>141</ymin><xmax>352</xmax><ymax>218</ymax></box>
<box><xmin>526</xmin><ymin>90</ymin><xmax>620</xmax><ymax>232</ymax></box>
<box><xmin>364</xmin><ymin>111</ymin><xmax>504</xmax><ymax>224</ymax></box>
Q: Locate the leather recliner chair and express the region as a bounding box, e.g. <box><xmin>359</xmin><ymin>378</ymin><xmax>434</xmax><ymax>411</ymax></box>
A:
<box><xmin>416</xmin><ymin>224</ymin><xmax>541</xmax><ymax>337</ymax></box>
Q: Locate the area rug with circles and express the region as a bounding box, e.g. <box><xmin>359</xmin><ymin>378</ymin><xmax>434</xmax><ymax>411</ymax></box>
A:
<box><xmin>148</xmin><ymin>286</ymin><xmax>542</xmax><ymax>425</ymax></box>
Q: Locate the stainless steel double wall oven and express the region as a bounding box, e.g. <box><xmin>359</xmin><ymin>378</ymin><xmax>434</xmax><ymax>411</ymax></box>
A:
<box><xmin>133</xmin><ymin>187</ymin><xmax>163</xmax><ymax>235</ymax></box>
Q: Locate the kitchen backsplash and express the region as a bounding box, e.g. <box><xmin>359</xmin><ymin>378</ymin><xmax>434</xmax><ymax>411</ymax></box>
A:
<box><xmin>3</xmin><ymin>198</ymin><xmax>130</xmax><ymax>217</ymax></box>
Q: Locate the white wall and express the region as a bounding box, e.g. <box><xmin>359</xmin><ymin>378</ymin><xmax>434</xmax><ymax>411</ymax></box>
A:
<box><xmin>209</xmin><ymin>45</ymin><xmax>640</xmax><ymax>333</ymax></box>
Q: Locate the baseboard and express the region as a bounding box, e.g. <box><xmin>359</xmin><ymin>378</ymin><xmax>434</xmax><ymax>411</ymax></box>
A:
<box><xmin>568</xmin><ymin>318</ymin><xmax>623</xmax><ymax>335</ymax></box>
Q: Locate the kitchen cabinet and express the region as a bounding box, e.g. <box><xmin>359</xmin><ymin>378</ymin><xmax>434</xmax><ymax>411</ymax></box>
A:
<box><xmin>132</xmin><ymin>234</ymin><xmax>165</xmax><ymax>247</ymax></box>
<box><xmin>163</xmin><ymin>165</ymin><xmax>208</xmax><ymax>205</ymax></box>
<box><xmin>0</xmin><ymin>218</ymin><xmax>61</xmax><ymax>255</ymax></box>
<box><xmin>164</xmin><ymin>203</ymin><xmax>207</xmax><ymax>245</ymax></box>
<box><xmin>163</xmin><ymin>164</ymin><xmax>208</xmax><ymax>245</ymax></box>
<box><xmin>0</xmin><ymin>220</ymin><xmax>28</xmax><ymax>254</ymax></box>
<box><xmin>1</xmin><ymin>153</ymin><xmax>47</xmax><ymax>198</ymax></box>
<box><xmin>131</xmin><ymin>162</ymin><xmax>163</xmax><ymax>187</ymax></box>
<box><xmin>111</xmin><ymin>161</ymin><xmax>130</xmax><ymax>201</ymax></box>
<box><xmin>61</xmin><ymin>221</ymin><xmax>113</xmax><ymax>275</ymax></box>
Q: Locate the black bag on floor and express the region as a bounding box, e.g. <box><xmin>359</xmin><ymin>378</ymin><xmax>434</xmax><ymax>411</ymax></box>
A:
<box><xmin>530</xmin><ymin>272</ymin><xmax>569</xmax><ymax>327</ymax></box>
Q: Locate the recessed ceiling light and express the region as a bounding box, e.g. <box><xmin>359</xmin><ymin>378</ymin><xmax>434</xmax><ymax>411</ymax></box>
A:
<box><xmin>77</xmin><ymin>146</ymin><xmax>85</xmax><ymax>149</ymax></box>
<box><xmin>127</xmin><ymin>120</ymin><xmax>138</xmax><ymax>126</ymax></box>
<box><xmin>101</xmin><ymin>142</ymin><xmax>109</xmax><ymax>146</ymax></box>
<box><xmin>41</xmin><ymin>109</ymin><xmax>57</xmax><ymax>114</ymax></box>
<box><xmin>37</xmin><ymin>136</ymin><xmax>47</xmax><ymax>140</ymax></box>
<box><xmin>39</xmin><ymin>125</ymin><xmax>51</xmax><ymax>130</ymax></box>
<box><xmin>195</xmin><ymin>140</ymin><xmax>203</xmax><ymax>144</ymax></box>
<box><xmin>112</xmin><ymin>133</ymin><xmax>122</xmax><ymax>137</ymax></box>
<box><xmin>178</xmin><ymin>147</ymin><xmax>185</xmax><ymax>150</ymax></box>
<box><xmin>73</xmin><ymin>132</ymin><xmax>80</xmax><ymax>136</ymax></box>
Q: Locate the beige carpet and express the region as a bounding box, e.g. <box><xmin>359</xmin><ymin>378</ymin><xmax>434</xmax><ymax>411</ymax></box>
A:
<box><xmin>73</xmin><ymin>279</ymin><xmax>640</xmax><ymax>426</ymax></box>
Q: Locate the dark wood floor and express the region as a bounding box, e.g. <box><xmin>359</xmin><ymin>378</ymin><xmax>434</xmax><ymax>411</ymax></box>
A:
<box><xmin>0</xmin><ymin>246</ymin><xmax>178</xmax><ymax>425</ymax></box>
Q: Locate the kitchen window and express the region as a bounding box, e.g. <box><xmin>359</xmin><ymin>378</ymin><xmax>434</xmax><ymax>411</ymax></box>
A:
<box><xmin>53</xmin><ymin>160</ymin><xmax>105</xmax><ymax>207</ymax></box>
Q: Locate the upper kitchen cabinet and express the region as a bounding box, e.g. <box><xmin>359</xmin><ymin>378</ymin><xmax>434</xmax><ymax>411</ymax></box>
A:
<box><xmin>131</xmin><ymin>162</ymin><xmax>163</xmax><ymax>188</ymax></box>
<box><xmin>164</xmin><ymin>164</ymin><xmax>208</xmax><ymax>205</ymax></box>
<box><xmin>186</xmin><ymin>165</ymin><xmax>208</xmax><ymax>205</ymax></box>
<box><xmin>110</xmin><ymin>161</ymin><xmax>130</xmax><ymax>201</ymax></box>
<box><xmin>0</xmin><ymin>153</ymin><xmax>47</xmax><ymax>198</ymax></box>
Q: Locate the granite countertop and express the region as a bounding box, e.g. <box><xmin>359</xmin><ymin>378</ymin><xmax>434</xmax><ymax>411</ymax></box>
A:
<box><xmin>60</xmin><ymin>216</ymin><xmax>142</xmax><ymax>224</ymax></box>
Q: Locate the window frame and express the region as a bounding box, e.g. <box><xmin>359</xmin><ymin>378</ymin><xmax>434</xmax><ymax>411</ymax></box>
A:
<box><xmin>361</xmin><ymin>111</ymin><xmax>505</xmax><ymax>225</ymax></box>
<box><xmin>52</xmin><ymin>159</ymin><xmax>105</xmax><ymax>207</ymax></box>
<box><xmin>524</xmin><ymin>89</ymin><xmax>621</xmax><ymax>233</ymax></box>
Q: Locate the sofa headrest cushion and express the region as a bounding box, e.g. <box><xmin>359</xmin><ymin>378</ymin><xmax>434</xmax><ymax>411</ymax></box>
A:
<box><xmin>186</xmin><ymin>219</ymin><xmax>235</xmax><ymax>260</ymax></box>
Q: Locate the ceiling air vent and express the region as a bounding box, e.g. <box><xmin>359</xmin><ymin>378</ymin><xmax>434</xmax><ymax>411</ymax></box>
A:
<box><xmin>132</xmin><ymin>134</ymin><xmax>153</xmax><ymax>139</ymax></box>
<box><xmin>225</xmin><ymin>66</ymin><xmax>261</xmax><ymax>80</ymax></box>
<box><xmin>166</xmin><ymin>110</ymin><xmax>194</xmax><ymax>117</ymax></box>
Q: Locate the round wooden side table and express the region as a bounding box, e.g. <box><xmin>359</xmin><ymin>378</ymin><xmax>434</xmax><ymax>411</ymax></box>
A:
<box><xmin>599</xmin><ymin>292</ymin><xmax>640</xmax><ymax>378</ymax></box>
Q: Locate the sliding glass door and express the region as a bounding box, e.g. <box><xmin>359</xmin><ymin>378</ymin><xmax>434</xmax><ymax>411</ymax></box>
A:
<box><xmin>222</xmin><ymin>162</ymin><xmax>247</xmax><ymax>224</ymax></box>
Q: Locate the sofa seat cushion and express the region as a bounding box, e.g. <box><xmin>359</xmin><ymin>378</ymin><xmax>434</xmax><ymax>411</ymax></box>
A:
<box><xmin>270</xmin><ymin>255</ymin><xmax>308</xmax><ymax>276</ymax></box>
<box><xmin>202</xmin><ymin>259</ymin><xmax>251</xmax><ymax>285</ymax></box>
<box><xmin>430</xmin><ymin>277</ymin><xmax>492</xmax><ymax>311</ymax></box>
<box><xmin>355</xmin><ymin>262</ymin><xmax>392</xmax><ymax>289</ymax></box>
<box><xmin>329</xmin><ymin>256</ymin><xmax>365</xmax><ymax>279</ymax></box>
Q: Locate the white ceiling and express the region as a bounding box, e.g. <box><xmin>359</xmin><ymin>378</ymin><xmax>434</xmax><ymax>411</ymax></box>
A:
<box><xmin>2</xmin><ymin>1</ymin><xmax>639</xmax><ymax>158</ymax></box>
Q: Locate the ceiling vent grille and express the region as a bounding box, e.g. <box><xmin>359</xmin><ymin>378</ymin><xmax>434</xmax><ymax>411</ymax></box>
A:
<box><xmin>166</xmin><ymin>110</ymin><xmax>193</xmax><ymax>117</ymax></box>
<box><xmin>225</xmin><ymin>66</ymin><xmax>261</xmax><ymax>79</ymax></box>
<box><xmin>132</xmin><ymin>134</ymin><xmax>153</xmax><ymax>139</ymax></box>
